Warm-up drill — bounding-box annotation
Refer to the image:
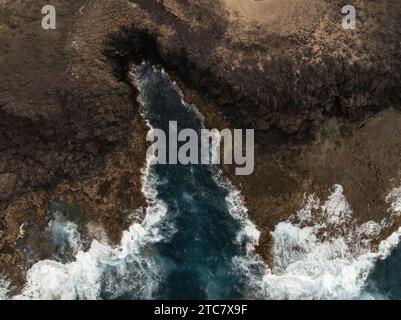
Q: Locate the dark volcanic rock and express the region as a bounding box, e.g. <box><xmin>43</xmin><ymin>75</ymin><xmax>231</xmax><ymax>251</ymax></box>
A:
<box><xmin>2</xmin><ymin>0</ymin><xmax>400</xmax><ymax>209</ymax></box>
<box><xmin>0</xmin><ymin>174</ymin><xmax>17</xmax><ymax>200</ymax></box>
<box><xmin>1</xmin><ymin>0</ymin><xmax>401</xmax><ymax>286</ymax></box>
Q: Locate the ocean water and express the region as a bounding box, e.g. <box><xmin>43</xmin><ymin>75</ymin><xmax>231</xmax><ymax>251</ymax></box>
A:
<box><xmin>236</xmin><ymin>185</ymin><xmax>401</xmax><ymax>300</ymax></box>
<box><xmin>131</xmin><ymin>63</ymin><xmax>261</xmax><ymax>299</ymax></box>
<box><xmin>365</xmin><ymin>237</ymin><xmax>401</xmax><ymax>299</ymax></box>
<box><xmin>1</xmin><ymin>63</ymin><xmax>401</xmax><ymax>300</ymax></box>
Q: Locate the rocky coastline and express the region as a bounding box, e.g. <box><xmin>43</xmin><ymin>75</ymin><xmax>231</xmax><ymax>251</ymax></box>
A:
<box><xmin>1</xmin><ymin>0</ymin><xmax>401</xmax><ymax>290</ymax></box>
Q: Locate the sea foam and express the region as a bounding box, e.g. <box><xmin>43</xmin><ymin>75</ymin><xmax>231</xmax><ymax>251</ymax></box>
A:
<box><xmin>9</xmin><ymin>160</ymin><xmax>168</xmax><ymax>300</ymax></box>
<box><xmin>0</xmin><ymin>278</ymin><xmax>10</xmax><ymax>300</ymax></box>
<box><xmin>2</xmin><ymin>66</ymin><xmax>173</xmax><ymax>301</ymax></box>
<box><xmin>234</xmin><ymin>184</ymin><xmax>401</xmax><ymax>300</ymax></box>
<box><xmin>3</xmin><ymin>63</ymin><xmax>401</xmax><ymax>300</ymax></box>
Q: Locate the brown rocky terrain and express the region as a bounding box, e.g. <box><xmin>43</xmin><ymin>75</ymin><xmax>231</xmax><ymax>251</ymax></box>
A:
<box><xmin>1</xmin><ymin>0</ymin><xmax>401</xmax><ymax>290</ymax></box>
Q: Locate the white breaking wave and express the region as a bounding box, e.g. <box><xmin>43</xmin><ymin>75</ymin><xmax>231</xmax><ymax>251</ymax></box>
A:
<box><xmin>3</xmin><ymin>61</ymin><xmax>401</xmax><ymax>300</ymax></box>
<box><xmin>2</xmin><ymin>66</ymin><xmax>174</xmax><ymax>301</ymax></box>
<box><xmin>132</xmin><ymin>63</ymin><xmax>401</xmax><ymax>300</ymax></box>
<box><xmin>49</xmin><ymin>216</ymin><xmax>83</xmax><ymax>255</ymax></box>
<box><xmin>0</xmin><ymin>278</ymin><xmax>10</xmax><ymax>300</ymax></box>
<box><xmin>10</xmin><ymin>161</ymin><xmax>168</xmax><ymax>300</ymax></box>
<box><xmin>213</xmin><ymin>170</ymin><xmax>260</xmax><ymax>253</ymax></box>
<box><xmin>234</xmin><ymin>184</ymin><xmax>401</xmax><ymax>300</ymax></box>
<box><xmin>386</xmin><ymin>186</ymin><xmax>401</xmax><ymax>216</ymax></box>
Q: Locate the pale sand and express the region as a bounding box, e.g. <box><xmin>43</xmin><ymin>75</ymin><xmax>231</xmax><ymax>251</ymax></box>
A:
<box><xmin>222</xmin><ymin>0</ymin><xmax>328</xmax><ymax>35</ymax></box>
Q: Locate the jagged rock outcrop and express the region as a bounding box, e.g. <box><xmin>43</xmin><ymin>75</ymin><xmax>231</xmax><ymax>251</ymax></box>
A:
<box><xmin>1</xmin><ymin>0</ymin><xmax>401</xmax><ymax>287</ymax></box>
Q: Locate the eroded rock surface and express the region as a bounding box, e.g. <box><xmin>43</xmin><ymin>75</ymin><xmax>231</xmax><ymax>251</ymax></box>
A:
<box><xmin>1</xmin><ymin>0</ymin><xmax>401</xmax><ymax>289</ymax></box>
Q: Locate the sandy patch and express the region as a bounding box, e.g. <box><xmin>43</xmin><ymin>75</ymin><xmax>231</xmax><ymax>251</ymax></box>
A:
<box><xmin>222</xmin><ymin>0</ymin><xmax>328</xmax><ymax>35</ymax></box>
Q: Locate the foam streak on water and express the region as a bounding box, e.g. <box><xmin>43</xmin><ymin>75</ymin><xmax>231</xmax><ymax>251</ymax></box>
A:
<box><xmin>213</xmin><ymin>170</ymin><xmax>260</xmax><ymax>253</ymax></box>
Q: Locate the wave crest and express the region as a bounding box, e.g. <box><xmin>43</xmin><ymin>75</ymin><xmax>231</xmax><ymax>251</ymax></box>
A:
<box><xmin>237</xmin><ymin>184</ymin><xmax>401</xmax><ymax>300</ymax></box>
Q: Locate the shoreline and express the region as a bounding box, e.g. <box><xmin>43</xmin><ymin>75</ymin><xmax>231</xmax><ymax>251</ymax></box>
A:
<box><xmin>1</xmin><ymin>0</ymin><xmax>401</xmax><ymax>291</ymax></box>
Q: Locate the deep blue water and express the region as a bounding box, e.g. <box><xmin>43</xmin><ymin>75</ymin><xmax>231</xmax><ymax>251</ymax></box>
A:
<box><xmin>366</xmin><ymin>244</ymin><xmax>401</xmax><ymax>299</ymax></box>
<box><xmin>6</xmin><ymin>62</ymin><xmax>401</xmax><ymax>300</ymax></box>
<box><xmin>131</xmin><ymin>63</ymin><xmax>401</xmax><ymax>300</ymax></box>
<box><xmin>132</xmin><ymin>64</ymin><xmax>249</xmax><ymax>299</ymax></box>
